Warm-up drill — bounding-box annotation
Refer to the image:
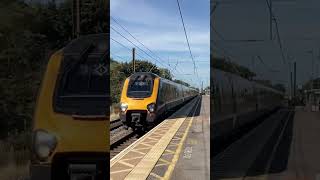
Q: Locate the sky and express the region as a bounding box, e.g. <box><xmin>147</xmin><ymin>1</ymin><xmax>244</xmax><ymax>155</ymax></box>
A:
<box><xmin>213</xmin><ymin>0</ymin><xmax>320</xmax><ymax>91</ymax></box>
<box><xmin>110</xmin><ymin>0</ymin><xmax>210</xmax><ymax>88</ymax></box>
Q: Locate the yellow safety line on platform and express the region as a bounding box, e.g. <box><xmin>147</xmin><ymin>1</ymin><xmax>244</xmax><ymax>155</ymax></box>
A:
<box><xmin>124</xmin><ymin>117</ymin><xmax>185</xmax><ymax>180</ymax></box>
<box><xmin>162</xmin><ymin>98</ymin><xmax>201</xmax><ymax>180</ymax></box>
<box><xmin>110</xmin><ymin>120</ymin><xmax>167</xmax><ymax>166</ymax></box>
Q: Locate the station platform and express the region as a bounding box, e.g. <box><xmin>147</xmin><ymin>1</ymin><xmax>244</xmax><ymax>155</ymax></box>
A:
<box><xmin>262</xmin><ymin>106</ymin><xmax>320</xmax><ymax>180</ymax></box>
<box><xmin>110</xmin><ymin>95</ymin><xmax>210</xmax><ymax>180</ymax></box>
<box><xmin>212</xmin><ymin>106</ymin><xmax>320</xmax><ymax>180</ymax></box>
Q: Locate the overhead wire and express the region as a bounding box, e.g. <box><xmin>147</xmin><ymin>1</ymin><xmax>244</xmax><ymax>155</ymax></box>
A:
<box><xmin>256</xmin><ymin>55</ymin><xmax>280</xmax><ymax>72</ymax></box>
<box><xmin>111</xmin><ymin>17</ymin><xmax>193</xmax><ymax>76</ymax></box>
<box><xmin>110</xmin><ymin>52</ymin><xmax>127</xmax><ymax>62</ymax></box>
<box><xmin>111</xmin><ymin>7</ymin><xmax>203</xmax><ymax>87</ymax></box>
<box><xmin>264</xmin><ymin>0</ymin><xmax>286</xmax><ymax>64</ymax></box>
<box><xmin>176</xmin><ymin>0</ymin><xmax>197</xmax><ymax>74</ymax></box>
<box><xmin>111</xmin><ymin>25</ymin><xmax>181</xmax><ymax>76</ymax></box>
<box><xmin>111</xmin><ymin>16</ymin><xmax>168</xmax><ymax>67</ymax></box>
<box><xmin>176</xmin><ymin>0</ymin><xmax>202</xmax><ymax>88</ymax></box>
<box><xmin>212</xmin><ymin>2</ymin><xmax>285</xmax><ymax>79</ymax></box>
<box><xmin>110</xmin><ymin>37</ymin><xmax>150</xmax><ymax>61</ymax></box>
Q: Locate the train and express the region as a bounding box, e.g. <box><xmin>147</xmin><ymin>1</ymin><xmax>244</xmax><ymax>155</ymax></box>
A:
<box><xmin>119</xmin><ymin>72</ymin><xmax>198</xmax><ymax>131</ymax></box>
<box><xmin>211</xmin><ymin>68</ymin><xmax>284</xmax><ymax>143</ymax></box>
<box><xmin>30</xmin><ymin>34</ymin><xmax>109</xmax><ymax>180</ymax></box>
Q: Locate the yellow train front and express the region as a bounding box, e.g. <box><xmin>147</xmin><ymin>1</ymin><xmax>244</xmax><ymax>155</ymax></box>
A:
<box><xmin>30</xmin><ymin>34</ymin><xmax>109</xmax><ymax>180</ymax></box>
<box><xmin>119</xmin><ymin>72</ymin><xmax>198</xmax><ymax>131</ymax></box>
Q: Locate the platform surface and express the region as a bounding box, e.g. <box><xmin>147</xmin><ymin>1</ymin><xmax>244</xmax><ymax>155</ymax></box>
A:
<box><xmin>260</xmin><ymin>107</ymin><xmax>320</xmax><ymax>180</ymax></box>
<box><xmin>211</xmin><ymin>106</ymin><xmax>320</xmax><ymax>180</ymax></box>
<box><xmin>110</xmin><ymin>96</ymin><xmax>210</xmax><ymax>180</ymax></box>
<box><xmin>168</xmin><ymin>95</ymin><xmax>210</xmax><ymax>180</ymax></box>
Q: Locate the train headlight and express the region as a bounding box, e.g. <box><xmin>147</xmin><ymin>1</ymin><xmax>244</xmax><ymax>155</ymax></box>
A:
<box><xmin>33</xmin><ymin>130</ymin><xmax>57</xmax><ymax>161</ymax></box>
<box><xmin>120</xmin><ymin>103</ymin><xmax>128</xmax><ymax>112</ymax></box>
<box><xmin>147</xmin><ymin>103</ymin><xmax>156</xmax><ymax>113</ymax></box>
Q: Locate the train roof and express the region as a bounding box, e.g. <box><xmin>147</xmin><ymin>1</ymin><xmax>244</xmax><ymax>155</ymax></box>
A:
<box><xmin>129</xmin><ymin>72</ymin><xmax>198</xmax><ymax>91</ymax></box>
<box><xmin>213</xmin><ymin>68</ymin><xmax>284</xmax><ymax>95</ymax></box>
<box><xmin>129</xmin><ymin>72</ymin><xmax>159</xmax><ymax>79</ymax></box>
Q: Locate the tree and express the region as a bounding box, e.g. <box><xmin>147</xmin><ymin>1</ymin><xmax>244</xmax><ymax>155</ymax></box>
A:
<box><xmin>0</xmin><ymin>0</ymin><xmax>108</xmax><ymax>138</ymax></box>
<box><xmin>302</xmin><ymin>78</ymin><xmax>320</xmax><ymax>90</ymax></box>
<box><xmin>211</xmin><ymin>56</ymin><xmax>256</xmax><ymax>79</ymax></box>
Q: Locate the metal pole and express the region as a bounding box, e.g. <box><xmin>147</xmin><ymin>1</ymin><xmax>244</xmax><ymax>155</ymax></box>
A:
<box><xmin>269</xmin><ymin>0</ymin><xmax>273</xmax><ymax>40</ymax></box>
<box><xmin>290</xmin><ymin>71</ymin><xmax>293</xmax><ymax>99</ymax></box>
<box><xmin>294</xmin><ymin>62</ymin><xmax>296</xmax><ymax>98</ymax></box>
<box><xmin>201</xmin><ymin>81</ymin><xmax>203</xmax><ymax>93</ymax></box>
<box><xmin>312</xmin><ymin>51</ymin><xmax>314</xmax><ymax>79</ymax></box>
<box><xmin>72</xmin><ymin>0</ymin><xmax>74</xmax><ymax>38</ymax></box>
<box><xmin>132</xmin><ymin>48</ymin><xmax>136</xmax><ymax>73</ymax></box>
<box><xmin>76</xmin><ymin>0</ymin><xmax>80</xmax><ymax>37</ymax></box>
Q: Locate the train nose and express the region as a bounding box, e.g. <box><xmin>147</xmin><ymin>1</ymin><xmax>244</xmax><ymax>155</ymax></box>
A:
<box><xmin>131</xmin><ymin>113</ymin><xmax>141</xmax><ymax>125</ymax></box>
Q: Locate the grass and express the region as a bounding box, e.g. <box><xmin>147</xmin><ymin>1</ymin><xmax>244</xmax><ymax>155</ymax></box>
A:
<box><xmin>111</xmin><ymin>103</ymin><xmax>120</xmax><ymax>121</ymax></box>
<box><xmin>0</xmin><ymin>132</ymin><xmax>30</xmax><ymax>180</ymax></box>
<box><xmin>0</xmin><ymin>163</ymin><xmax>29</xmax><ymax>180</ymax></box>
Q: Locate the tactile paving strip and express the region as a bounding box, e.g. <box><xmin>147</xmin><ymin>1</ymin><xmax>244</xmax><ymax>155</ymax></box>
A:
<box><xmin>110</xmin><ymin>120</ymin><xmax>176</xmax><ymax>180</ymax></box>
<box><xmin>147</xmin><ymin>117</ymin><xmax>192</xmax><ymax>180</ymax></box>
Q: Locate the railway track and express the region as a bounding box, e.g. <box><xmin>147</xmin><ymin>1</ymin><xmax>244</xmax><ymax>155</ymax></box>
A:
<box><xmin>110</xmin><ymin>124</ymin><xmax>140</xmax><ymax>159</ymax></box>
<box><xmin>110</xmin><ymin>97</ymin><xmax>200</xmax><ymax>159</ymax></box>
<box><xmin>110</xmin><ymin>134</ymin><xmax>139</xmax><ymax>159</ymax></box>
<box><xmin>109</xmin><ymin>97</ymin><xmax>201</xmax><ymax>159</ymax></box>
<box><xmin>110</xmin><ymin>118</ymin><xmax>123</xmax><ymax>130</ymax></box>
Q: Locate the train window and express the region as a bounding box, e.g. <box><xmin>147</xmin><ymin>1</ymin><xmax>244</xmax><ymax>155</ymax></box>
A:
<box><xmin>127</xmin><ymin>74</ymin><xmax>154</xmax><ymax>98</ymax></box>
<box><xmin>63</xmin><ymin>60</ymin><xmax>108</xmax><ymax>95</ymax></box>
<box><xmin>170</xmin><ymin>84</ymin><xmax>174</xmax><ymax>99</ymax></box>
<box><xmin>53</xmin><ymin>39</ymin><xmax>109</xmax><ymax>115</ymax></box>
<box><xmin>157</xmin><ymin>80</ymin><xmax>165</xmax><ymax>106</ymax></box>
<box><xmin>59</xmin><ymin>44</ymin><xmax>108</xmax><ymax>96</ymax></box>
<box><xmin>174</xmin><ymin>86</ymin><xmax>178</xmax><ymax>98</ymax></box>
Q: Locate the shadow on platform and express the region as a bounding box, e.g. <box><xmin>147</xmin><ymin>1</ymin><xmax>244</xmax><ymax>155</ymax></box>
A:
<box><xmin>212</xmin><ymin>111</ymin><xmax>295</xmax><ymax>179</ymax></box>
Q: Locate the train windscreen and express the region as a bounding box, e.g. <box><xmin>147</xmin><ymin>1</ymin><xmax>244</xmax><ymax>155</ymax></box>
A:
<box><xmin>53</xmin><ymin>35</ymin><xmax>109</xmax><ymax>116</ymax></box>
<box><xmin>127</xmin><ymin>74</ymin><xmax>154</xmax><ymax>98</ymax></box>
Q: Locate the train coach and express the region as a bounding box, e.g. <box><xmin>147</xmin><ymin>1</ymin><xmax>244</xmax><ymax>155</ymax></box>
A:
<box><xmin>119</xmin><ymin>72</ymin><xmax>198</xmax><ymax>131</ymax></box>
<box><xmin>211</xmin><ymin>68</ymin><xmax>284</xmax><ymax>141</ymax></box>
<box><xmin>30</xmin><ymin>34</ymin><xmax>109</xmax><ymax>180</ymax></box>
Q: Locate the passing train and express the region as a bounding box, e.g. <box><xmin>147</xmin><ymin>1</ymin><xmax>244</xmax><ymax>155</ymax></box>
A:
<box><xmin>30</xmin><ymin>34</ymin><xmax>108</xmax><ymax>180</ymax></box>
<box><xmin>211</xmin><ymin>68</ymin><xmax>284</xmax><ymax>142</ymax></box>
<box><xmin>119</xmin><ymin>72</ymin><xmax>198</xmax><ymax>131</ymax></box>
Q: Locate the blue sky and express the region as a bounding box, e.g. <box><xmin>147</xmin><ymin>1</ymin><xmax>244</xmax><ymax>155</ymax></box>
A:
<box><xmin>213</xmin><ymin>0</ymin><xmax>320</xmax><ymax>90</ymax></box>
<box><xmin>110</xmin><ymin>0</ymin><xmax>210</xmax><ymax>88</ymax></box>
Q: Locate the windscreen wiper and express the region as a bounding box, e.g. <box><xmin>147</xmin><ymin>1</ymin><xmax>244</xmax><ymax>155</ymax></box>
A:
<box><xmin>63</xmin><ymin>43</ymin><xmax>95</xmax><ymax>74</ymax></box>
<box><xmin>60</xmin><ymin>43</ymin><xmax>95</xmax><ymax>90</ymax></box>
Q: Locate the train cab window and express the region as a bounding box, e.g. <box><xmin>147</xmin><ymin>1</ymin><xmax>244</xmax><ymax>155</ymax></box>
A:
<box><xmin>53</xmin><ymin>35</ymin><xmax>109</xmax><ymax>116</ymax></box>
<box><xmin>127</xmin><ymin>74</ymin><xmax>154</xmax><ymax>98</ymax></box>
<box><xmin>63</xmin><ymin>60</ymin><xmax>108</xmax><ymax>95</ymax></box>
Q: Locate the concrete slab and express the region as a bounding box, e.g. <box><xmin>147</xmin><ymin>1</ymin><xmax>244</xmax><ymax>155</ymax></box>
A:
<box><xmin>263</xmin><ymin>108</ymin><xmax>320</xmax><ymax>180</ymax></box>
<box><xmin>170</xmin><ymin>95</ymin><xmax>210</xmax><ymax>180</ymax></box>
